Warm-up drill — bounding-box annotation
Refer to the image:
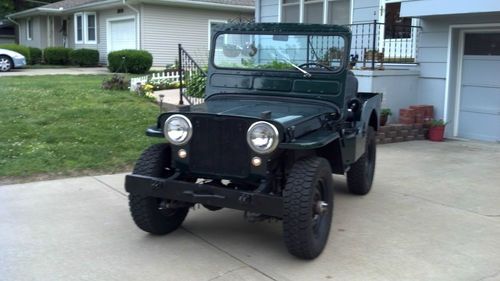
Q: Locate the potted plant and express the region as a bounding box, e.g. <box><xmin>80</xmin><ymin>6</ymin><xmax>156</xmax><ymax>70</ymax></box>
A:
<box><xmin>428</xmin><ymin>119</ymin><xmax>447</xmax><ymax>142</ymax></box>
<box><xmin>380</xmin><ymin>108</ymin><xmax>392</xmax><ymax>126</ymax></box>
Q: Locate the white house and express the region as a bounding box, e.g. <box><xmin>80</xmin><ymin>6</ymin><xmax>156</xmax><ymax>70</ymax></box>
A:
<box><xmin>7</xmin><ymin>0</ymin><xmax>254</xmax><ymax>66</ymax></box>
<box><xmin>255</xmin><ymin>0</ymin><xmax>500</xmax><ymax>142</ymax></box>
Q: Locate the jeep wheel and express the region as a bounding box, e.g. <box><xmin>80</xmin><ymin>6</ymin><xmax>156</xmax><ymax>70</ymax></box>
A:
<box><xmin>283</xmin><ymin>157</ymin><xmax>334</xmax><ymax>259</ymax></box>
<box><xmin>128</xmin><ymin>143</ymin><xmax>189</xmax><ymax>235</ymax></box>
<box><xmin>347</xmin><ymin>126</ymin><xmax>376</xmax><ymax>195</ymax></box>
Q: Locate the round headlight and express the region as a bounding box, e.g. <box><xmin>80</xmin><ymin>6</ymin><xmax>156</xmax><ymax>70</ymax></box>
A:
<box><xmin>164</xmin><ymin>114</ymin><xmax>192</xmax><ymax>145</ymax></box>
<box><xmin>247</xmin><ymin>121</ymin><xmax>279</xmax><ymax>154</ymax></box>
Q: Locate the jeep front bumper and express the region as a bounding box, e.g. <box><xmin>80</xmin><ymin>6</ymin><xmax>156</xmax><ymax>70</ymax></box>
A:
<box><xmin>125</xmin><ymin>174</ymin><xmax>283</xmax><ymax>217</ymax></box>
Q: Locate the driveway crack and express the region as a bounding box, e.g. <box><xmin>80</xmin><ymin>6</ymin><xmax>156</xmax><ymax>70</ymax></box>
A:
<box><xmin>181</xmin><ymin>226</ymin><xmax>277</xmax><ymax>281</ymax></box>
<box><xmin>92</xmin><ymin>176</ymin><xmax>127</xmax><ymax>197</ymax></box>
<box><xmin>389</xmin><ymin>190</ymin><xmax>500</xmax><ymax>220</ymax></box>
<box><xmin>207</xmin><ymin>265</ymin><xmax>248</xmax><ymax>281</ymax></box>
<box><xmin>476</xmin><ymin>270</ymin><xmax>500</xmax><ymax>281</ymax></box>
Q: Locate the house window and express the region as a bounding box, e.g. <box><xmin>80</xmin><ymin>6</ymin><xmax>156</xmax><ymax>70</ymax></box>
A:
<box><xmin>74</xmin><ymin>12</ymin><xmax>96</xmax><ymax>44</ymax></box>
<box><xmin>86</xmin><ymin>13</ymin><xmax>97</xmax><ymax>43</ymax></box>
<box><xmin>27</xmin><ymin>18</ymin><xmax>33</xmax><ymax>40</ymax></box>
<box><xmin>75</xmin><ymin>13</ymin><xmax>83</xmax><ymax>43</ymax></box>
<box><xmin>384</xmin><ymin>2</ymin><xmax>411</xmax><ymax>39</ymax></box>
<box><xmin>281</xmin><ymin>0</ymin><xmax>350</xmax><ymax>25</ymax></box>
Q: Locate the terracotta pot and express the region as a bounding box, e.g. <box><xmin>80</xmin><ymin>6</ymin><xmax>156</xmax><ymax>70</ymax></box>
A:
<box><xmin>380</xmin><ymin>114</ymin><xmax>389</xmax><ymax>126</ymax></box>
<box><xmin>428</xmin><ymin>126</ymin><xmax>445</xmax><ymax>142</ymax></box>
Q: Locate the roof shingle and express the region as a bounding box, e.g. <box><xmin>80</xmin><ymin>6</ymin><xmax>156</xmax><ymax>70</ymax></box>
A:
<box><xmin>40</xmin><ymin>0</ymin><xmax>254</xmax><ymax>10</ymax></box>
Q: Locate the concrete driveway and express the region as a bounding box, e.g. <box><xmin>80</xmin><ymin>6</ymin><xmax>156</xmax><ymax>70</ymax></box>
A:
<box><xmin>1</xmin><ymin>140</ymin><xmax>499</xmax><ymax>281</ymax></box>
<box><xmin>0</xmin><ymin>67</ymin><xmax>109</xmax><ymax>76</ymax></box>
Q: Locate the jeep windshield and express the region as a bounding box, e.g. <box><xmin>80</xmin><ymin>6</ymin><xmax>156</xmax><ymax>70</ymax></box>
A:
<box><xmin>213</xmin><ymin>33</ymin><xmax>346</xmax><ymax>73</ymax></box>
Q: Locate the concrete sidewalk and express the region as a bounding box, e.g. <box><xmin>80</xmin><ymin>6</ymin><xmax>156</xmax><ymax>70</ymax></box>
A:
<box><xmin>1</xmin><ymin>140</ymin><xmax>500</xmax><ymax>281</ymax></box>
<box><xmin>0</xmin><ymin>67</ymin><xmax>109</xmax><ymax>77</ymax></box>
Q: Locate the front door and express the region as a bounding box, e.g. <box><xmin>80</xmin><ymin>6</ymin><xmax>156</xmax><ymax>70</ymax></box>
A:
<box><xmin>458</xmin><ymin>32</ymin><xmax>500</xmax><ymax>142</ymax></box>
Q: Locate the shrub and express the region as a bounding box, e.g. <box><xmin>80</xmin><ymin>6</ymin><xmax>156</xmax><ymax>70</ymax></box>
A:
<box><xmin>28</xmin><ymin>47</ymin><xmax>42</xmax><ymax>64</ymax></box>
<box><xmin>44</xmin><ymin>47</ymin><xmax>72</xmax><ymax>65</ymax></box>
<box><xmin>69</xmin><ymin>48</ymin><xmax>99</xmax><ymax>66</ymax></box>
<box><xmin>0</xmin><ymin>44</ymin><xmax>30</xmax><ymax>63</ymax></box>
<box><xmin>185</xmin><ymin>72</ymin><xmax>207</xmax><ymax>98</ymax></box>
<box><xmin>102</xmin><ymin>75</ymin><xmax>129</xmax><ymax>90</ymax></box>
<box><xmin>107</xmin><ymin>49</ymin><xmax>153</xmax><ymax>74</ymax></box>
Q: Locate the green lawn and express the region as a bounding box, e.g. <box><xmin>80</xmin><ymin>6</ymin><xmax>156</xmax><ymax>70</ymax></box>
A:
<box><xmin>0</xmin><ymin>75</ymin><xmax>163</xmax><ymax>180</ymax></box>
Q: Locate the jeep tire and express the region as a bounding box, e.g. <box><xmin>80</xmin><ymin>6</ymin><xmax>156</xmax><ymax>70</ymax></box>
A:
<box><xmin>347</xmin><ymin>126</ymin><xmax>376</xmax><ymax>195</ymax></box>
<box><xmin>128</xmin><ymin>143</ymin><xmax>189</xmax><ymax>235</ymax></box>
<box><xmin>283</xmin><ymin>157</ymin><xmax>334</xmax><ymax>259</ymax></box>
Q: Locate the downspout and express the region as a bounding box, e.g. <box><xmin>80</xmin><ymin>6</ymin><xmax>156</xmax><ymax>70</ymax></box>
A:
<box><xmin>123</xmin><ymin>0</ymin><xmax>140</xmax><ymax>49</ymax></box>
<box><xmin>6</xmin><ymin>16</ymin><xmax>21</xmax><ymax>44</ymax></box>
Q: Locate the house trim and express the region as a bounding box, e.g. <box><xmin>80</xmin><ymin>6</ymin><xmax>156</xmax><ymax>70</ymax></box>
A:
<box><xmin>208</xmin><ymin>19</ymin><xmax>227</xmax><ymax>49</ymax></box>
<box><xmin>444</xmin><ymin>23</ymin><xmax>500</xmax><ymax>137</ymax></box>
<box><xmin>74</xmin><ymin>13</ymin><xmax>84</xmax><ymax>44</ymax></box>
<box><xmin>84</xmin><ymin>12</ymin><xmax>97</xmax><ymax>44</ymax></box>
<box><xmin>106</xmin><ymin>15</ymin><xmax>137</xmax><ymax>53</ymax></box>
<box><xmin>26</xmin><ymin>18</ymin><xmax>32</xmax><ymax>41</ymax></box>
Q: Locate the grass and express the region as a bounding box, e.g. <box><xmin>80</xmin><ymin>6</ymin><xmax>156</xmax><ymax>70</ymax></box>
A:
<box><xmin>0</xmin><ymin>75</ymin><xmax>163</xmax><ymax>180</ymax></box>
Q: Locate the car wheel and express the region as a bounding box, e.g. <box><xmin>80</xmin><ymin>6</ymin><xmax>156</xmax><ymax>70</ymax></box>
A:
<box><xmin>283</xmin><ymin>157</ymin><xmax>334</xmax><ymax>259</ymax></box>
<box><xmin>0</xmin><ymin>55</ymin><xmax>13</xmax><ymax>72</ymax></box>
<box><xmin>346</xmin><ymin>126</ymin><xmax>376</xmax><ymax>195</ymax></box>
<box><xmin>128</xmin><ymin>143</ymin><xmax>189</xmax><ymax>235</ymax></box>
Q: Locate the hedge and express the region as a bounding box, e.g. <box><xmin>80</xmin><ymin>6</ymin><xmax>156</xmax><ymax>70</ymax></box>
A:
<box><xmin>44</xmin><ymin>47</ymin><xmax>72</xmax><ymax>65</ymax></box>
<box><xmin>0</xmin><ymin>44</ymin><xmax>31</xmax><ymax>63</ymax></box>
<box><xmin>69</xmin><ymin>48</ymin><xmax>99</xmax><ymax>66</ymax></box>
<box><xmin>28</xmin><ymin>47</ymin><xmax>42</xmax><ymax>64</ymax></box>
<box><xmin>107</xmin><ymin>49</ymin><xmax>153</xmax><ymax>74</ymax></box>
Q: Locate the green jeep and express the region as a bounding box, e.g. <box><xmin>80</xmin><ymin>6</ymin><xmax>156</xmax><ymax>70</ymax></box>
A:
<box><xmin>125</xmin><ymin>23</ymin><xmax>381</xmax><ymax>259</ymax></box>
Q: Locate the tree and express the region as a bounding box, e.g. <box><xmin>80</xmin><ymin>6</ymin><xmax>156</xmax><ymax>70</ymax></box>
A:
<box><xmin>1</xmin><ymin>0</ymin><xmax>61</xmax><ymax>18</ymax></box>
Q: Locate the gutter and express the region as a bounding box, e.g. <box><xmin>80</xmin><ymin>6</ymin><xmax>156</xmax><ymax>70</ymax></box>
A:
<box><xmin>123</xmin><ymin>0</ymin><xmax>141</xmax><ymax>50</ymax></box>
<box><xmin>6</xmin><ymin>15</ymin><xmax>20</xmax><ymax>44</ymax></box>
<box><xmin>154</xmin><ymin>0</ymin><xmax>254</xmax><ymax>12</ymax></box>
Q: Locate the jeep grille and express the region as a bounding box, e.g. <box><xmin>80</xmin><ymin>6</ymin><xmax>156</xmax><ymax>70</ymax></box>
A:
<box><xmin>189</xmin><ymin>115</ymin><xmax>251</xmax><ymax>177</ymax></box>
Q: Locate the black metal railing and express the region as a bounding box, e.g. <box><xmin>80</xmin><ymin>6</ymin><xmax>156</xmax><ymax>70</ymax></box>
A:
<box><xmin>178</xmin><ymin>44</ymin><xmax>206</xmax><ymax>105</ymax></box>
<box><xmin>346</xmin><ymin>20</ymin><xmax>421</xmax><ymax>70</ymax></box>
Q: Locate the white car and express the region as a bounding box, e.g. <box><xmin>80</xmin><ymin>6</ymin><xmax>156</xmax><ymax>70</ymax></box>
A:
<box><xmin>0</xmin><ymin>48</ymin><xmax>27</xmax><ymax>72</ymax></box>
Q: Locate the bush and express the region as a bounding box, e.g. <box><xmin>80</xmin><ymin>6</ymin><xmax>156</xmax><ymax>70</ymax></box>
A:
<box><xmin>185</xmin><ymin>72</ymin><xmax>207</xmax><ymax>98</ymax></box>
<box><xmin>28</xmin><ymin>47</ymin><xmax>42</xmax><ymax>64</ymax></box>
<box><xmin>44</xmin><ymin>47</ymin><xmax>72</xmax><ymax>65</ymax></box>
<box><xmin>69</xmin><ymin>48</ymin><xmax>99</xmax><ymax>66</ymax></box>
<box><xmin>0</xmin><ymin>44</ymin><xmax>30</xmax><ymax>63</ymax></box>
<box><xmin>102</xmin><ymin>75</ymin><xmax>129</xmax><ymax>90</ymax></box>
<box><xmin>107</xmin><ymin>49</ymin><xmax>153</xmax><ymax>74</ymax></box>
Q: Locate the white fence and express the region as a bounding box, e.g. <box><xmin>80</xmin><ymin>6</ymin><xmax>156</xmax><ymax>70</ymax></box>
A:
<box><xmin>130</xmin><ymin>71</ymin><xmax>180</xmax><ymax>91</ymax></box>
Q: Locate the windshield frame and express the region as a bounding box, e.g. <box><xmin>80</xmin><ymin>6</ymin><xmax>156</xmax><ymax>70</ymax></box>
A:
<box><xmin>210</xmin><ymin>30</ymin><xmax>349</xmax><ymax>75</ymax></box>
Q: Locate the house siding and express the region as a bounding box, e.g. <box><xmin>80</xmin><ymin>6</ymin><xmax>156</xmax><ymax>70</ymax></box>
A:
<box><xmin>258</xmin><ymin>0</ymin><xmax>279</xmax><ymax>22</ymax></box>
<box><xmin>352</xmin><ymin>0</ymin><xmax>378</xmax><ymax>24</ymax></box>
<box><xmin>18</xmin><ymin>16</ymin><xmax>47</xmax><ymax>49</ymax></box>
<box><xmin>141</xmin><ymin>4</ymin><xmax>253</xmax><ymax>66</ymax></box>
<box><xmin>416</xmin><ymin>13</ymin><xmax>500</xmax><ymax>121</ymax></box>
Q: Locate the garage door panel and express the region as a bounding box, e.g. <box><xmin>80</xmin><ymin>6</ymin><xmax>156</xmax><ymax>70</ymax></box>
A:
<box><xmin>458</xmin><ymin>33</ymin><xmax>500</xmax><ymax>142</ymax></box>
<box><xmin>461</xmin><ymin>86</ymin><xmax>500</xmax><ymax>114</ymax></box>
<box><xmin>458</xmin><ymin>111</ymin><xmax>500</xmax><ymax>142</ymax></box>
<box><xmin>108</xmin><ymin>19</ymin><xmax>136</xmax><ymax>52</ymax></box>
<box><xmin>462</xmin><ymin>57</ymin><xmax>500</xmax><ymax>87</ymax></box>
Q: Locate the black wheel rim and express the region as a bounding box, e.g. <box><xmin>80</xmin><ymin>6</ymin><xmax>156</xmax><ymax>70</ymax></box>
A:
<box><xmin>312</xmin><ymin>179</ymin><xmax>328</xmax><ymax>238</ymax></box>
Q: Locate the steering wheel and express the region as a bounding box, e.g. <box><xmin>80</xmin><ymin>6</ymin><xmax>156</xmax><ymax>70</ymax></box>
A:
<box><xmin>298</xmin><ymin>62</ymin><xmax>334</xmax><ymax>71</ymax></box>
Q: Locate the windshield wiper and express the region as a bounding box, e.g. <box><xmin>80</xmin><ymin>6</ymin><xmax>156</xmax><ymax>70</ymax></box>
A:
<box><xmin>274</xmin><ymin>52</ymin><xmax>312</xmax><ymax>78</ymax></box>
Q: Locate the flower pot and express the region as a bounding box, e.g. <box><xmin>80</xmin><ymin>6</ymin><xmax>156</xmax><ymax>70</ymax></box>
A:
<box><xmin>380</xmin><ymin>114</ymin><xmax>388</xmax><ymax>126</ymax></box>
<box><xmin>428</xmin><ymin>126</ymin><xmax>445</xmax><ymax>142</ymax></box>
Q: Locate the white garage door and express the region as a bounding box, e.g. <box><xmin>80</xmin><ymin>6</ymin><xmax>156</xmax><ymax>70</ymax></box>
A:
<box><xmin>108</xmin><ymin>19</ymin><xmax>136</xmax><ymax>52</ymax></box>
<box><xmin>458</xmin><ymin>33</ymin><xmax>500</xmax><ymax>142</ymax></box>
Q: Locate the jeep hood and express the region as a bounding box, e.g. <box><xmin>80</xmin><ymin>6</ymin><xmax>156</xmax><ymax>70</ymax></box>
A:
<box><xmin>186</xmin><ymin>95</ymin><xmax>337</xmax><ymax>127</ymax></box>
